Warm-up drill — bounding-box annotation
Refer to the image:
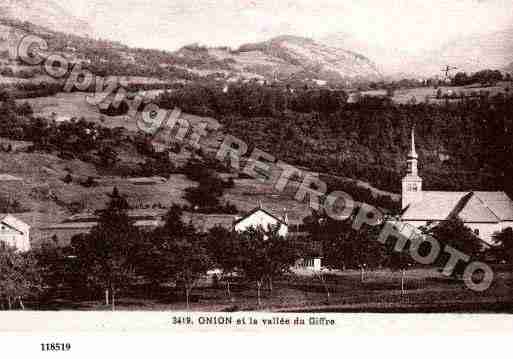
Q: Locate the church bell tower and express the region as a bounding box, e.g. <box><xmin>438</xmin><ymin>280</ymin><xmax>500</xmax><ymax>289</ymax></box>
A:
<box><xmin>401</xmin><ymin>128</ymin><xmax>423</xmax><ymax>209</ymax></box>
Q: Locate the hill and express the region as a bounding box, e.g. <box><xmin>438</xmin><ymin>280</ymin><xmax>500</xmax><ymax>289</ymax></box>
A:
<box><xmin>182</xmin><ymin>35</ymin><xmax>383</xmax><ymax>82</ymax></box>
<box><xmin>0</xmin><ymin>0</ymin><xmax>94</xmax><ymax>37</ymax></box>
<box><xmin>0</xmin><ymin>11</ymin><xmax>381</xmax><ymax>84</ymax></box>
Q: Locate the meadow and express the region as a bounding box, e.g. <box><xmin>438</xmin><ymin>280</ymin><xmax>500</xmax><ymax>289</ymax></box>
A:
<box><xmin>33</xmin><ymin>267</ymin><xmax>513</xmax><ymax>313</ymax></box>
<box><xmin>361</xmin><ymin>81</ymin><xmax>512</xmax><ymax>104</ymax></box>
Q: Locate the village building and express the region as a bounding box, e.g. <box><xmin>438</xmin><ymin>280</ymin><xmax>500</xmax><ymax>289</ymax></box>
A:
<box><xmin>400</xmin><ymin>129</ymin><xmax>513</xmax><ymax>246</ymax></box>
<box><xmin>233</xmin><ymin>205</ymin><xmax>289</xmax><ymax>237</ymax></box>
<box><xmin>0</xmin><ymin>214</ymin><xmax>31</xmax><ymax>252</ymax></box>
<box><xmin>233</xmin><ymin>204</ymin><xmax>322</xmax><ymax>271</ymax></box>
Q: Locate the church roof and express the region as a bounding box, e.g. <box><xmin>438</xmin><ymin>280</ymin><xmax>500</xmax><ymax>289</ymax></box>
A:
<box><xmin>473</xmin><ymin>192</ymin><xmax>513</xmax><ymax>221</ymax></box>
<box><xmin>402</xmin><ymin>192</ymin><xmax>468</xmax><ymax>221</ymax></box>
<box><xmin>401</xmin><ymin>191</ymin><xmax>513</xmax><ymax>223</ymax></box>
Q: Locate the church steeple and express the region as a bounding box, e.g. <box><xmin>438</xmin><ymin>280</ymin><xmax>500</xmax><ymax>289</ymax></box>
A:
<box><xmin>402</xmin><ymin>127</ymin><xmax>423</xmax><ymax>209</ymax></box>
<box><xmin>409</xmin><ymin>127</ymin><xmax>418</xmax><ymax>159</ymax></box>
<box><xmin>406</xmin><ymin>126</ymin><xmax>419</xmax><ymax>177</ymax></box>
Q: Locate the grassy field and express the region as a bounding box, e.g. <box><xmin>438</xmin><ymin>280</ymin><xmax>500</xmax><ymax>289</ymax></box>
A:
<box><xmin>32</xmin><ymin>267</ymin><xmax>513</xmax><ymax>312</ymax></box>
<box><xmin>361</xmin><ymin>81</ymin><xmax>512</xmax><ymax>104</ymax></box>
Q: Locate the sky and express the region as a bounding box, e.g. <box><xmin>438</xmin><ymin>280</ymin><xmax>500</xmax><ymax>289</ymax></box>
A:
<box><xmin>54</xmin><ymin>0</ymin><xmax>513</xmax><ymax>58</ymax></box>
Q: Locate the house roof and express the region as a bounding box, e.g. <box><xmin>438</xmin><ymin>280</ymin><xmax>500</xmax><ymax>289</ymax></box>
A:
<box><xmin>401</xmin><ymin>191</ymin><xmax>513</xmax><ymax>223</ymax></box>
<box><xmin>233</xmin><ymin>206</ymin><xmax>287</xmax><ymax>227</ymax></box>
<box><xmin>0</xmin><ymin>214</ymin><xmax>30</xmax><ymax>234</ymax></box>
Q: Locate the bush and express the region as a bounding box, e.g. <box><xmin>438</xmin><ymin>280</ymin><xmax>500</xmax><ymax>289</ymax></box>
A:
<box><xmin>0</xmin><ymin>67</ymin><xmax>14</xmax><ymax>77</ymax></box>
<box><xmin>80</xmin><ymin>176</ymin><xmax>98</xmax><ymax>188</ymax></box>
<box><xmin>16</xmin><ymin>69</ymin><xmax>37</xmax><ymax>79</ymax></box>
<box><xmin>63</xmin><ymin>173</ymin><xmax>73</xmax><ymax>184</ymax></box>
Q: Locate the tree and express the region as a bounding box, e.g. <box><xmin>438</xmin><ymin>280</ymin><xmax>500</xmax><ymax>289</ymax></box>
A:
<box><xmin>63</xmin><ymin>173</ymin><xmax>73</xmax><ymax>184</ymax></box>
<box><xmin>97</xmin><ymin>146</ymin><xmax>118</xmax><ymax>167</ymax></box>
<box><xmin>238</xmin><ymin>226</ymin><xmax>298</xmax><ymax>307</ymax></box>
<box><xmin>183</xmin><ymin>172</ymin><xmax>234</xmax><ymax>213</ymax></box>
<box><xmin>142</xmin><ymin>205</ymin><xmax>212</xmax><ymax>308</ymax></box>
<box><xmin>71</xmin><ymin>187</ymin><xmax>141</xmax><ymax>309</ymax></box>
<box><xmin>305</xmin><ymin>209</ymin><xmax>386</xmax><ymax>272</ymax></box>
<box><xmin>386</xmin><ymin>86</ymin><xmax>395</xmax><ymax>98</ymax></box>
<box><xmin>428</xmin><ymin>218</ymin><xmax>482</xmax><ymax>276</ymax></box>
<box><xmin>0</xmin><ymin>245</ymin><xmax>42</xmax><ymax>310</ymax></box>
<box><xmin>453</xmin><ymin>72</ymin><xmax>470</xmax><ymax>86</ymax></box>
<box><xmin>207</xmin><ymin>226</ymin><xmax>241</xmax><ymax>300</ymax></box>
<box><xmin>492</xmin><ymin>227</ymin><xmax>513</xmax><ymax>263</ymax></box>
<box><xmin>34</xmin><ymin>240</ymin><xmax>83</xmax><ymax>299</ymax></box>
<box><xmin>168</xmin><ymin>234</ymin><xmax>211</xmax><ymax>309</ymax></box>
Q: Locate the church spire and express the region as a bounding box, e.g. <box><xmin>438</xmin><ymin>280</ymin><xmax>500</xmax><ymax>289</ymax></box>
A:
<box><xmin>409</xmin><ymin>126</ymin><xmax>418</xmax><ymax>159</ymax></box>
<box><xmin>402</xmin><ymin>126</ymin><xmax>422</xmax><ymax>209</ymax></box>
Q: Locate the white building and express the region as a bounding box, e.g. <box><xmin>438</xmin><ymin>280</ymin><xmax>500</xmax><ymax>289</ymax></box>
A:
<box><xmin>0</xmin><ymin>215</ymin><xmax>31</xmax><ymax>252</ymax></box>
<box><xmin>400</xmin><ymin>129</ymin><xmax>513</xmax><ymax>246</ymax></box>
<box><xmin>233</xmin><ymin>205</ymin><xmax>288</xmax><ymax>238</ymax></box>
<box><xmin>233</xmin><ymin>205</ymin><xmax>322</xmax><ymax>271</ymax></box>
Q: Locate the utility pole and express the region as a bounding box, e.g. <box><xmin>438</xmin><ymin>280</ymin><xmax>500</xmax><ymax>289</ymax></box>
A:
<box><xmin>441</xmin><ymin>65</ymin><xmax>458</xmax><ymax>82</ymax></box>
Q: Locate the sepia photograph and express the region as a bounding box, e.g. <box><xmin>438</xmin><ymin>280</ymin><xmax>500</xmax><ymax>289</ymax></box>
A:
<box><xmin>0</xmin><ymin>0</ymin><xmax>512</xmax><ymax>332</ymax></box>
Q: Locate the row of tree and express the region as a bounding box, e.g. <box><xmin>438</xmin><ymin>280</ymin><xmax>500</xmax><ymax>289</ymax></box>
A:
<box><xmin>452</xmin><ymin>69</ymin><xmax>509</xmax><ymax>87</ymax></box>
<box><xmin>3</xmin><ymin>187</ymin><xmax>513</xmax><ymax>310</ymax></box>
<box><xmin>35</xmin><ymin>188</ymin><xmax>298</xmax><ymax>309</ymax></box>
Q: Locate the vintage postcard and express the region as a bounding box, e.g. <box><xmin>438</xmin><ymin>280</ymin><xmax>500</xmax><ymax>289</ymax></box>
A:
<box><xmin>0</xmin><ymin>0</ymin><xmax>513</xmax><ymax>346</ymax></box>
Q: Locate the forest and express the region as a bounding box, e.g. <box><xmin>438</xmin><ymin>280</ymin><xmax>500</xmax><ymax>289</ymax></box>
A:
<box><xmin>155</xmin><ymin>82</ymin><xmax>513</xmax><ymax>198</ymax></box>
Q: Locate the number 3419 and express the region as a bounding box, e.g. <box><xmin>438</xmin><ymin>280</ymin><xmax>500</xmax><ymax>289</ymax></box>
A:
<box><xmin>41</xmin><ymin>343</ymin><xmax>71</xmax><ymax>352</ymax></box>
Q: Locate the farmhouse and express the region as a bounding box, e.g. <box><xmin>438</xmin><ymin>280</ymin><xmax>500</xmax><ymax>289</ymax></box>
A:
<box><xmin>233</xmin><ymin>204</ymin><xmax>322</xmax><ymax>271</ymax></box>
<box><xmin>0</xmin><ymin>214</ymin><xmax>31</xmax><ymax>252</ymax></box>
<box><xmin>233</xmin><ymin>204</ymin><xmax>289</xmax><ymax>237</ymax></box>
<box><xmin>400</xmin><ymin>129</ymin><xmax>513</xmax><ymax>246</ymax></box>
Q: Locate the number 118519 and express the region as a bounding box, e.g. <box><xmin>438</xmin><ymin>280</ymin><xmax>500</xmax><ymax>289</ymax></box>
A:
<box><xmin>41</xmin><ymin>343</ymin><xmax>71</xmax><ymax>352</ymax></box>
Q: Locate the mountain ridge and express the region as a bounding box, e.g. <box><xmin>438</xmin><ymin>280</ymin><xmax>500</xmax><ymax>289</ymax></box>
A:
<box><xmin>321</xmin><ymin>28</ymin><xmax>513</xmax><ymax>78</ymax></box>
<box><xmin>0</xmin><ymin>0</ymin><xmax>94</xmax><ymax>37</ymax></box>
<box><xmin>176</xmin><ymin>35</ymin><xmax>383</xmax><ymax>82</ymax></box>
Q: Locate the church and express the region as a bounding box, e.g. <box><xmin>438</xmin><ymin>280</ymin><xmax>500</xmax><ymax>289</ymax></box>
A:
<box><xmin>400</xmin><ymin>129</ymin><xmax>513</xmax><ymax>246</ymax></box>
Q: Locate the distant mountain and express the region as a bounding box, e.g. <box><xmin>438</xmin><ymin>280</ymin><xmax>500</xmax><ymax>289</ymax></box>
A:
<box><xmin>322</xmin><ymin>29</ymin><xmax>513</xmax><ymax>78</ymax></box>
<box><xmin>414</xmin><ymin>28</ymin><xmax>513</xmax><ymax>76</ymax></box>
<box><xmin>179</xmin><ymin>35</ymin><xmax>383</xmax><ymax>82</ymax></box>
<box><xmin>1</xmin><ymin>11</ymin><xmax>381</xmax><ymax>84</ymax></box>
<box><xmin>0</xmin><ymin>0</ymin><xmax>94</xmax><ymax>37</ymax></box>
<box><xmin>319</xmin><ymin>33</ymin><xmax>412</xmax><ymax>77</ymax></box>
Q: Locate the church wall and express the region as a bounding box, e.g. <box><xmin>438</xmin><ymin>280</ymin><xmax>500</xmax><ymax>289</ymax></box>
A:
<box><xmin>402</xmin><ymin>220</ymin><xmax>500</xmax><ymax>247</ymax></box>
<box><xmin>501</xmin><ymin>221</ymin><xmax>513</xmax><ymax>231</ymax></box>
